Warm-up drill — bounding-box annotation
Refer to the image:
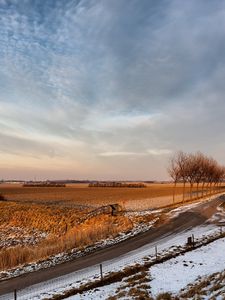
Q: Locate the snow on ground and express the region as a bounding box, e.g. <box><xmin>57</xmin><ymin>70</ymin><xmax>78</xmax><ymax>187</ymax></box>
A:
<box><xmin>0</xmin><ymin>224</ymin><xmax>222</xmax><ymax>300</ymax></box>
<box><xmin>66</xmin><ymin>237</ymin><xmax>225</xmax><ymax>300</ymax></box>
<box><xmin>0</xmin><ymin>226</ymin><xmax>47</xmax><ymax>249</ymax></box>
<box><xmin>66</xmin><ymin>282</ymin><xmax>120</xmax><ymax>300</ymax></box>
<box><xmin>209</xmin><ymin>204</ymin><xmax>225</xmax><ymax>225</ymax></box>
<box><xmin>149</xmin><ymin>237</ymin><xmax>225</xmax><ymax>297</ymax></box>
<box><xmin>0</xmin><ymin>195</ymin><xmax>224</xmax><ymax>300</ymax></box>
<box><xmin>179</xmin><ymin>269</ymin><xmax>225</xmax><ymax>300</ymax></box>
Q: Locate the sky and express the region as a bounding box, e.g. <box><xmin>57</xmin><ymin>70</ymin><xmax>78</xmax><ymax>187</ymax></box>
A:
<box><xmin>1</xmin><ymin>0</ymin><xmax>225</xmax><ymax>180</ymax></box>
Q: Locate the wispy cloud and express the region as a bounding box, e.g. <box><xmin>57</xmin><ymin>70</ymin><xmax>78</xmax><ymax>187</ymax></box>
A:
<box><xmin>83</xmin><ymin>112</ymin><xmax>161</xmax><ymax>131</ymax></box>
<box><xmin>1</xmin><ymin>0</ymin><xmax>225</xmax><ymax>179</ymax></box>
<box><xmin>147</xmin><ymin>149</ymin><xmax>172</xmax><ymax>156</ymax></box>
<box><xmin>99</xmin><ymin>151</ymin><xmax>146</xmax><ymax>157</ymax></box>
<box><xmin>99</xmin><ymin>148</ymin><xmax>171</xmax><ymax>157</ymax></box>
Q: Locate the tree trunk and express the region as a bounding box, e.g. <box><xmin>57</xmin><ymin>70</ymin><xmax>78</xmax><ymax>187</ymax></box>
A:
<box><xmin>201</xmin><ymin>182</ymin><xmax>205</xmax><ymax>198</ymax></box>
<box><xmin>206</xmin><ymin>183</ymin><xmax>209</xmax><ymax>195</ymax></box>
<box><xmin>209</xmin><ymin>182</ymin><xmax>212</xmax><ymax>196</ymax></box>
<box><xmin>213</xmin><ymin>182</ymin><xmax>217</xmax><ymax>195</ymax></box>
<box><xmin>182</xmin><ymin>181</ymin><xmax>186</xmax><ymax>203</ymax></box>
<box><xmin>189</xmin><ymin>183</ymin><xmax>192</xmax><ymax>201</ymax></box>
<box><xmin>190</xmin><ymin>182</ymin><xmax>193</xmax><ymax>201</ymax></box>
<box><xmin>173</xmin><ymin>181</ymin><xmax>177</xmax><ymax>204</ymax></box>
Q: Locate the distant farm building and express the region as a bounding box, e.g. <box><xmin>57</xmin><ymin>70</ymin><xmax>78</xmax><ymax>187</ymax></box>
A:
<box><xmin>23</xmin><ymin>181</ymin><xmax>66</xmax><ymax>187</ymax></box>
<box><xmin>89</xmin><ymin>181</ymin><xmax>146</xmax><ymax>188</ymax></box>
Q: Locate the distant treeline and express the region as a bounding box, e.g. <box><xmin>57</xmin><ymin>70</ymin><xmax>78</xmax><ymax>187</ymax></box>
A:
<box><xmin>89</xmin><ymin>182</ymin><xmax>146</xmax><ymax>188</ymax></box>
<box><xmin>1</xmin><ymin>180</ymin><xmax>93</xmax><ymax>184</ymax></box>
<box><xmin>23</xmin><ymin>182</ymin><xmax>66</xmax><ymax>187</ymax></box>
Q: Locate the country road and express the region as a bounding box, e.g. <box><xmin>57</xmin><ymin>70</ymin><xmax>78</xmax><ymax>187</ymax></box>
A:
<box><xmin>0</xmin><ymin>195</ymin><xmax>224</xmax><ymax>297</ymax></box>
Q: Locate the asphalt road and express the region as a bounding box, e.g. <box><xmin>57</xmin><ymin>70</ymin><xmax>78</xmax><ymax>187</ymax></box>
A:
<box><xmin>0</xmin><ymin>196</ymin><xmax>223</xmax><ymax>295</ymax></box>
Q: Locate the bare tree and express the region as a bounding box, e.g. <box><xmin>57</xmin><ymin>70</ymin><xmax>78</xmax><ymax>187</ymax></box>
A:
<box><xmin>219</xmin><ymin>166</ymin><xmax>225</xmax><ymax>190</ymax></box>
<box><xmin>203</xmin><ymin>157</ymin><xmax>217</xmax><ymax>196</ymax></box>
<box><xmin>185</xmin><ymin>153</ymin><xmax>200</xmax><ymax>200</ymax></box>
<box><xmin>192</xmin><ymin>152</ymin><xmax>206</xmax><ymax>198</ymax></box>
<box><xmin>168</xmin><ymin>151</ymin><xmax>188</xmax><ymax>203</ymax></box>
<box><xmin>168</xmin><ymin>151</ymin><xmax>225</xmax><ymax>204</ymax></box>
<box><xmin>168</xmin><ymin>156</ymin><xmax>180</xmax><ymax>204</ymax></box>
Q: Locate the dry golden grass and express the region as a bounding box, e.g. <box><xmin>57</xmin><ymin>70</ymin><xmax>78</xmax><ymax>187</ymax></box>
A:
<box><xmin>0</xmin><ymin>201</ymin><xmax>91</xmax><ymax>234</ymax></box>
<box><xmin>0</xmin><ymin>182</ymin><xmax>137</xmax><ymax>270</ymax></box>
<box><xmin>0</xmin><ymin>187</ymin><xmax>134</xmax><ymax>270</ymax></box>
<box><xmin>0</xmin><ymin>212</ymin><xmax>132</xmax><ymax>270</ymax></box>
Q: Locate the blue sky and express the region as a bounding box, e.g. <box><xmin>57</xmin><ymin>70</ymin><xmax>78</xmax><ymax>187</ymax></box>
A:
<box><xmin>0</xmin><ymin>0</ymin><xmax>225</xmax><ymax>180</ymax></box>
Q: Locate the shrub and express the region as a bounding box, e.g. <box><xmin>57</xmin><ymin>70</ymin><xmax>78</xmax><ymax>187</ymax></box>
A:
<box><xmin>0</xmin><ymin>194</ymin><xmax>6</xmax><ymax>201</ymax></box>
<box><xmin>156</xmin><ymin>293</ymin><xmax>172</xmax><ymax>300</ymax></box>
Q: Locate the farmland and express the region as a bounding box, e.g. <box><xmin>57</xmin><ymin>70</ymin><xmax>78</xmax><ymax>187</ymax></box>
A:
<box><xmin>0</xmin><ymin>199</ymin><xmax>133</xmax><ymax>270</ymax></box>
<box><xmin>0</xmin><ymin>182</ymin><xmax>206</xmax><ymax>209</ymax></box>
<box><xmin>1</xmin><ymin>195</ymin><xmax>224</xmax><ymax>299</ymax></box>
<box><xmin>0</xmin><ymin>182</ymin><xmax>224</xmax><ymax>275</ymax></box>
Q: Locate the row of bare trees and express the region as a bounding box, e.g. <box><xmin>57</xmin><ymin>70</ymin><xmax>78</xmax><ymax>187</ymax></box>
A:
<box><xmin>168</xmin><ymin>151</ymin><xmax>225</xmax><ymax>203</ymax></box>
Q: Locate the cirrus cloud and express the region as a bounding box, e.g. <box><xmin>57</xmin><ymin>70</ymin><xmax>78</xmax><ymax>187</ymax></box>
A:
<box><xmin>1</xmin><ymin>0</ymin><xmax>225</xmax><ymax>180</ymax></box>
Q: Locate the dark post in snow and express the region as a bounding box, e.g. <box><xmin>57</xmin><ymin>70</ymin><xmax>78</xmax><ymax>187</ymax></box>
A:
<box><xmin>192</xmin><ymin>234</ymin><xmax>195</xmax><ymax>247</ymax></box>
<box><xmin>187</xmin><ymin>236</ymin><xmax>192</xmax><ymax>247</ymax></box>
<box><xmin>14</xmin><ymin>289</ymin><xmax>17</xmax><ymax>300</ymax></box>
<box><xmin>100</xmin><ymin>263</ymin><xmax>103</xmax><ymax>281</ymax></box>
<box><xmin>155</xmin><ymin>245</ymin><xmax>158</xmax><ymax>260</ymax></box>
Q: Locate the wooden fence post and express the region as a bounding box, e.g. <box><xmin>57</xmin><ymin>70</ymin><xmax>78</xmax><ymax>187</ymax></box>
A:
<box><xmin>14</xmin><ymin>289</ymin><xmax>17</xmax><ymax>300</ymax></box>
<box><xmin>155</xmin><ymin>245</ymin><xmax>158</xmax><ymax>260</ymax></box>
<box><xmin>192</xmin><ymin>234</ymin><xmax>195</xmax><ymax>247</ymax></box>
<box><xmin>100</xmin><ymin>263</ymin><xmax>103</xmax><ymax>281</ymax></box>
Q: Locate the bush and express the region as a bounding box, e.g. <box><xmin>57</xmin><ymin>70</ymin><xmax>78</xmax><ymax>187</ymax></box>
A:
<box><xmin>0</xmin><ymin>194</ymin><xmax>6</xmax><ymax>201</ymax></box>
<box><xmin>156</xmin><ymin>293</ymin><xmax>172</xmax><ymax>300</ymax></box>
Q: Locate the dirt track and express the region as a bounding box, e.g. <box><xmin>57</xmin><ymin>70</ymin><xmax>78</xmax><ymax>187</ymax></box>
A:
<box><xmin>0</xmin><ymin>196</ymin><xmax>224</xmax><ymax>295</ymax></box>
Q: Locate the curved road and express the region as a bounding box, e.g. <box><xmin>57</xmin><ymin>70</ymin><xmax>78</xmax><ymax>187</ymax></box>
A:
<box><xmin>0</xmin><ymin>196</ymin><xmax>224</xmax><ymax>295</ymax></box>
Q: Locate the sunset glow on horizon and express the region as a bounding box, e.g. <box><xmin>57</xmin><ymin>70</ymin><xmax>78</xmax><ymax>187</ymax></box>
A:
<box><xmin>1</xmin><ymin>0</ymin><xmax>225</xmax><ymax>180</ymax></box>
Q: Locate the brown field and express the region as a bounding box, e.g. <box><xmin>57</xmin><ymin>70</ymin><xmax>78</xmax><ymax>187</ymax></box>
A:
<box><xmin>0</xmin><ymin>182</ymin><xmax>223</xmax><ymax>271</ymax></box>
<box><xmin>0</xmin><ymin>198</ymin><xmax>133</xmax><ymax>270</ymax></box>
<box><xmin>0</xmin><ymin>182</ymin><xmax>222</xmax><ymax>211</ymax></box>
<box><xmin>0</xmin><ymin>183</ymin><xmax>197</xmax><ymax>210</ymax></box>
